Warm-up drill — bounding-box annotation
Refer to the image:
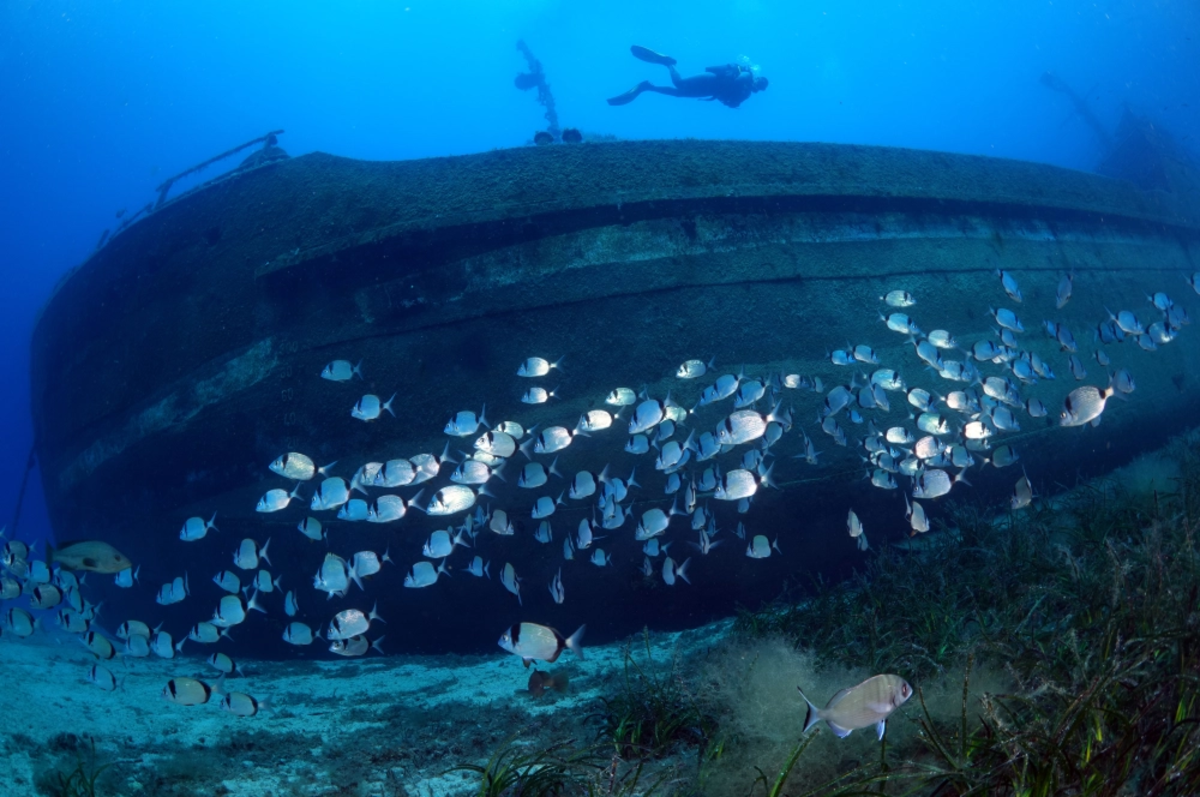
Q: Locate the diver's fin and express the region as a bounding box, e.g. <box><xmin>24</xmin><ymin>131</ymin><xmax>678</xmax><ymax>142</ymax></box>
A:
<box><xmin>607</xmin><ymin>81</ymin><xmax>651</xmax><ymax>106</ymax></box>
<box><xmin>630</xmin><ymin>45</ymin><xmax>676</xmax><ymax>66</ymax></box>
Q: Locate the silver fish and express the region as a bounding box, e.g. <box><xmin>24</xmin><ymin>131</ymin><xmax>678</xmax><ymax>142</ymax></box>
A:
<box><xmin>373</xmin><ymin>459</ymin><xmax>417</xmax><ymax>488</ymax></box>
<box><xmin>283</xmin><ymin>622</ymin><xmax>315</xmax><ymax>646</ymax></box>
<box><xmin>466</xmin><ymin>556</ymin><xmax>490</xmax><ymax>578</ymax></box>
<box><xmin>517</xmin><ymin>356</ymin><xmax>563</xmax><ymax>377</ymax></box>
<box><xmin>423</xmin><ymin>528</ymin><xmax>469</xmax><ymax>558</ymax></box>
<box><xmin>745</xmin><ymin>534</ymin><xmax>778</xmax><ymax>559</ymax></box>
<box><xmin>904</xmin><ymin>495</ymin><xmax>929</xmax><ymax>533</ymax></box>
<box><xmin>424</xmin><ymin>485</ymin><xmax>487</xmax><ymax>516</ymax></box>
<box><xmin>320</xmin><ymin>359</ymin><xmax>362</xmax><ymax>382</ymax></box>
<box><xmin>212</xmin><ymin>570</ymin><xmax>240</xmax><ymax>594</ymax></box>
<box><xmin>578</xmin><ymin>409</ymin><xmax>615</xmax><ymax>432</ymax></box>
<box><xmin>500</xmin><ymin>562</ymin><xmax>522</xmax><ymax>605</ymax></box>
<box><xmin>521</xmin><ymin>386</ymin><xmax>557</xmax><ymax>404</ymax></box>
<box><xmin>256</xmin><ymin>484</ymin><xmax>301</xmax><ymax>514</ymax></box>
<box><xmin>662</xmin><ymin>556</ymin><xmax>691</xmax><ymax>586</ymax></box>
<box><xmin>990</xmin><ymin>307</ymin><xmax>1024</xmax><ymax>333</ymax></box>
<box><xmin>311</xmin><ymin>477</ymin><xmax>351</xmax><ymax>511</ymax></box>
<box><xmin>1060</xmin><ymin>385</ymin><xmax>1116</xmax><ymax>427</ymax></box>
<box><xmin>270</xmin><ymin>452</ymin><xmax>334</xmax><ymax>481</ymax></box>
<box><xmin>606</xmin><ymin>387</ymin><xmax>637</xmax><ymax>406</ymax></box>
<box><xmin>548</xmin><ymin>568</ymin><xmax>565</xmax><ymax>603</ymax></box>
<box><xmin>1056</xmin><ymin>273</ymin><xmax>1073</xmax><ymax>309</ymax></box>
<box><xmin>997</xmin><ymin>269</ymin><xmax>1022</xmax><ymax>302</ymax></box>
<box><xmin>475</xmin><ymin>431</ymin><xmax>517</xmax><ymax>458</ymax></box>
<box><xmin>797</xmin><ymin>674</ymin><xmax>912</xmax><ymax>739</ymax></box>
<box><xmin>403</xmin><ymin>560</ymin><xmax>448</xmax><ymax>589</ymax></box>
<box><xmin>518</xmin><ymin>458</ymin><xmax>560</xmax><ymax>489</ymax></box>
<box><xmin>367</xmin><ymin>494</ymin><xmax>410</xmax><ymax>523</ymax></box>
<box><xmin>1106</xmin><ymin>308</ymin><xmax>1144</xmax><ymax>336</ymax></box>
<box><xmin>180</xmin><ymin>512</ymin><xmax>219</xmax><ymax>541</ymax></box>
<box><xmin>882</xmin><ymin>289</ymin><xmax>915</xmax><ymax>307</ymax></box>
<box><xmin>531</xmin><ymin>493</ymin><xmax>563</xmax><ymax>519</ymax></box>
<box><xmin>498</xmin><ymin>622</ymin><xmax>584</xmax><ymax>665</ymax></box>
<box><xmin>351</xmin><ymin>393</ymin><xmax>396</xmax><ymax>421</ymax></box>
<box><xmin>445</xmin><ymin>405</ymin><xmax>488</xmax><ymax>437</ymax></box>
<box><xmin>882</xmin><ymin>312</ymin><xmax>921</xmax><ymax>335</ymax></box>
<box><xmin>327</xmin><ymin>604</ymin><xmax>383</xmax><ymax>641</ymax></box>
<box><xmin>677</xmin><ymin>357</ymin><xmax>714</xmax><ymax>379</ymax></box>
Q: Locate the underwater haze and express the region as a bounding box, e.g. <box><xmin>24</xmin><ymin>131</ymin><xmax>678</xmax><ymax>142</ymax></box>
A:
<box><xmin>3</xmin><ymin>1</ymin><xmax>1200</xmax><ymax>795</ymax></box>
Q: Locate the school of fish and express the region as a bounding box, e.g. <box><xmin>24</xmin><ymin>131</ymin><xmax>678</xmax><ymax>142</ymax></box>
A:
<box><xmin>1</xmin><ymin>268</ymin><xmax>1196</xmax><ymax>727</ymax></box>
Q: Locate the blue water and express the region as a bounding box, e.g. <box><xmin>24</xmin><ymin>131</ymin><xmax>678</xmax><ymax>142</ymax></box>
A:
<box><xmin>1</xmin><ymin>0</ymin><xmax>1197</xmax><ymax>572</ymax></box>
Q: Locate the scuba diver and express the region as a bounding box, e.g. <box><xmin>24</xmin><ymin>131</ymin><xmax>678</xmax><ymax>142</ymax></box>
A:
<box><xmin>607</xmin><ymin>46</ymin><xmax>768</xmax><ymax>109</ymax></box>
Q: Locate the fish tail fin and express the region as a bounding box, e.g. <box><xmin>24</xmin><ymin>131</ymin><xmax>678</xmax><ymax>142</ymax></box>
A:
<box><xmin>677</xmin><ymin>557</ymin><xmax>692</xmax><ymax>584</ymax></box>
<box><xmin>260</xmin><ymin>538</ymin><xmax>272</xmax><ymax>568</ymax></box>
<box><xmin>479</xmin><ymin>403</ymin><xmax>488</xmax><ymax>429</ymax></box>
<box><xmin>383</xmin><ymin>393</ymin><xmax>397</xmax><ymax>417</ymax></box>
<box><xmin>484</xmin><ymin>561</ymin><xmax>491</xmax><ymax>579</ymax></box>
<box><xmin>566</xmin><ymin>624</ymin><xmax>586</xmax><ymax>660</ymax></box>
<box><xmin>627</xmin><ymin>466</ymin><xmax>640</xmax><ymax>490</ymax></box>
<box><xmin>549</xmin><ymin>456</ymin><xmax>564</xmax><ymax>480</ymax></box>
<box><xmin>797</xmin><ymin>686</ymin><xmax>822</xmax><ymax>733</ymax></box>
<box><xmin>208</xmin><ymin>511</ymin><xmax>219</xmax><ymax>532</ymax></box>
<box><xmin>353</xmin><ymin>360</ymin><xmax>363</xmax><ymax>379</ymax></box>
<box><xmin>370</xmin><ymin>601</ymin><xmax>386</xmax><ymax>625</ymax></box>
<box><xmin>248</xmin><ymin>589</ymin><xmax>267</xmax><ymax>614</ymax></box>
<box><xmin>759</xmin><ymin>462</ymin><xmax>777</xmax><ymax>489</ymax></box>
<box><xmin>371</xmin><ymin>635</ymin><xmax>386</xmax><ymax>655</ymax></box>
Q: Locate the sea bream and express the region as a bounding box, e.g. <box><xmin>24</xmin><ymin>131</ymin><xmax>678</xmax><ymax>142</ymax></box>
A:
<box><xmin>162</xmin><ymin>677</ymin><xmax>216</xmax><ymax>707</ymax></box>
<box><xmin>475</xmin><ymin>430</ymin><xmax>518</xmax><ymax>459</ymax></box>
<box><xmin>372</xmin><ymin>459</ymin><xmax>417</xmax><ymax>488</ymax></box>
<box><xmin>518</xmin><ymin>458</ymin><xmax>561</xmax><ymax>489</ymax></box>
<box><xmin>351</xmin><ymin>393</ymin><xmax>396</xmax><ymax>421</ymax></box>
<box><xmin>500</xmin><ymin>562</ymin><xmax>522</xmax><ymax>605</ymax></box>
<box><xmin>517</xmin><ymin>356</ymin><xmax>563</xmax><ymax>377</ymax></box>
<box><xmin>716</xmin><ymin>403</ymin><xmax>783</xmax><ymax>447</ymax></box>
<box><xmin>329</xmin><ymin>635</ymin><xmax>385</xmax><ymax>657</ymax></box>
<box><xmin>989</xmin><ymin>307</ymin><xmax>1024</xmax><ymax>333</ymax></box>
<box><xmin>367</xmin><ymin>494</ymin><xmax>411</xmax><ymax>523</ymax></box>
<box><xmin>48</xmin><ymin>540</ymin><xmax>133</xmax><ymax>574</ymax></box>
<box><xmin>327</xmin><ymin>604</ymin><xmax>384</xmax><ymax>641</ymax></box>
<box><xmin>882</xmin><ymin>289</ymin><xmax>915</xmax><ymax>307</ymax></box>
<box><xmin>320</xmin><ymin>359</ymin><xmax>362</xmax><ymax>382</ymax></box>
<box><xmin>451</xmin><ymin>459</ymin><xmax>504</xmax><ymax>486</ymax></box>
<box><xmin>498</xmin><ymin>622</ymin><xmax>585</xmax><ymax>667</ymax></box>
<box><xmin>1056</xmin><ymin>273</ymin><xmax>1073</xmax><ymax>309</ymax></box>
<box><xmin>996</xmin><ymin>269</ymin><xmax>1022</xmax><ymax>302</ymax></box>
<box><xmin>606</xmin><ymin>387</ymin><xmax>637</xmax><ymax>406</ymax></box>
<box><xmin>745</xmin><ymin>535</ymin><xmax>779</xmax><ymax>559</ymax></box>
<box><xmin>403</xmin><ymin>559</ymin><xmax>448</xmax><ymax>589</ymax></box>
<box><xmin>797</xmin><ymin>674</ymin><xmax>912</xmax><ymax>739</ymax></box>
<box><xmin>180</xmin><ymin>512</ymin><xmax>219</xmax><ymax>541</ymax></box>
<box><xmin>314</xmin><ymin>553</ymin><xmax>351</xmax><ymax>598</ymax></box>
<box><xmin>445</xmin><ymin>405</ymin><xmax>487</xmax><ymax>437</ymax></box>
<box><xmin>677</xmin><ymin>357</ymin><xmax>714</xmax><ymax>379</ymax></box>
<box><xmin>521</xmin><ymin>386</ymin><xmax>557</xmax><ymax>404</ymax></box>
<box><xmin>1060</xmin><ymin>384</ymin><xmax>1117</xmax><ymax>428</ymax></box>
<box><xmin>310</xmin><ymin>477</ymin><xmax>351</xmax><ymax>511</ymax></box>
<box><xmin>662</xmin><ymin>556</ymin><xmax>691</xmax><ymax>585</ymax></box>
<box><xmin>256</xmin><ymin>484</ymin><xmax>302</xmax><ymax>514</ymax></box>
<box><xmin>695</xmin><ymin>371</ymin><xmax>744</xmax><ymax>410</ymax></box>
<box><xmin>269</xmin><ymin>452</ymin><xmax>334</xmax><ymax>481</ymax></box>
<box><xmin>233</xmin><ymin>538</ymin><xmax>271</xmax><ymax>570</ymax></box>
<box><xmin>629</xmin><ymin>395</ymin><xmax>675</xmax><ymax>433</ymax></box>
<box><xmin>713</xmin><ymin>466</ymin><xmax>775</xmax><ymax>501</ymax></box>
<box><xmin>423</xmin><ymin>485</ymin><xmax>488</xmax><ymax>516</ymax></box>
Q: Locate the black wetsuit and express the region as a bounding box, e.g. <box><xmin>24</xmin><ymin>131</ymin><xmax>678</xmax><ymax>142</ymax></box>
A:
<box><xmin>608</xmin><ymin>61</ymin><xmax>762</xmax><ymax>108</ymax></box>
<box><xmin>648</xmin><ymin>64</ymin><xmax>756</xmax><ymax>108</ymax></box>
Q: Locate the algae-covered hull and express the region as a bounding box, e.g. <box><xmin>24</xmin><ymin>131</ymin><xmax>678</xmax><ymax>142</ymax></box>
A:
<box><xmin>30</xmin><ymin>141</ymin><xmax>1200</xmax><ymax>652</ymax></box>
